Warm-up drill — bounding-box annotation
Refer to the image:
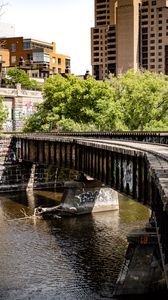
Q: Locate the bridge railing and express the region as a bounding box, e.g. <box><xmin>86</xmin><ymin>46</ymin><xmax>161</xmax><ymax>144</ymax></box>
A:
<box><xmin>20</xmin><ymin>131</ymin><xmax>168</xmax><ymax>144</ymax></box>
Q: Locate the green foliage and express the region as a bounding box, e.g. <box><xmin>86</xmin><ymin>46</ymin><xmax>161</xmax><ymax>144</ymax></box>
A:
<box><xmin>0</xmin><ymin>96</ymin><xmax>8</xmax><ymax>130</ymax></box>
<box><xmin>24</xmin><ymin>74</ymin><xmax>121</xmax><ymax>132</ymax></box>
<box><xmin>5</xmin><ymin>67</ymin><xmax>41</xmax><ymax>90</ymax></box>
<box><xmin>23</xmin><ymin>70</ymin><xmax>168</xmax><ymax>132</ymax></box>
<box><xmin>112</xmin><ymin>70</ymin><xmax>168</xmax><ymax>130</ymax></box>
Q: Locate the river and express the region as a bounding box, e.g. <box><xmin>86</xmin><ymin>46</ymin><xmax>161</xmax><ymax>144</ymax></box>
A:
<box><xmin>0</xmin><ymin>190</ymin><xmax>150</xmax><ymax>300</ymax></box>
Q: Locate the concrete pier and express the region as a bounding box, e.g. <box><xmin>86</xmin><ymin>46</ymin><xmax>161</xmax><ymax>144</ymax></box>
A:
<box><xmin>61</xmin><ymin>185</ymin><xmax>119</xmax><ymax>214</ymax></box>
<box><xmin>34</xmin><ymin>180</ymin><xmax>119</xmax><ymax>217</ymax></box>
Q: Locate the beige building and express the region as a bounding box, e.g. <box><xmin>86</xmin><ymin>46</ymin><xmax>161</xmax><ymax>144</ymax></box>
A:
<box><xmin>91</xmin><ymin>0</ymin><xmax>168</xmax><ymax>80</ymax></box>
<box><xmin>0</xmin><ymin>85</ymin><xmax>43</xmax><ymax>131</ymax></box>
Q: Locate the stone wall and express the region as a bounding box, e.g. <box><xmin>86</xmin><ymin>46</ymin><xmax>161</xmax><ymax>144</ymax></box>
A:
<box><xmin>0</xmin><ymin>136</ymin><xmax>32</xmax><ymax>191</ymax></box>
<box><xmin>0</xmin><ymin>136</ymin><xmax>58</xmax><ymax>192</ymax></box>
<box><xmin>0</xmin><ymin>136</ymin><xmax>84</xmax><ymax>192</ymax></box>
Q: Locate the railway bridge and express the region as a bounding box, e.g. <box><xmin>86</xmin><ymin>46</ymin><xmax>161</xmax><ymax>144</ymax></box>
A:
<box><xmin>13</xmin><ymin>132</ymin><xmax>168</xmax><ymax>295</ymax></box>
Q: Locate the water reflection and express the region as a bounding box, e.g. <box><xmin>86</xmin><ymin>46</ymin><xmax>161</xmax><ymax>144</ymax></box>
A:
<box><xmin>0</xmin><ymin>191</ymin><xmax>150</xmax><ymax>300</ymax></box>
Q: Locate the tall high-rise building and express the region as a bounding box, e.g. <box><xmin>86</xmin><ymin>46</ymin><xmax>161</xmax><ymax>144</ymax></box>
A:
<box><xmin>91</xmin><ymin>0</ymin><xmax>168</xmax><ymax>80</ymax></box>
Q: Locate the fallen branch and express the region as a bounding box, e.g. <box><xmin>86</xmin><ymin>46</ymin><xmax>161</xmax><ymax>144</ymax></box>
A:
<box><xmin>7</xmin><ymin>216</ymin><xmax>35</xmax><ymax>222</ymax></box>
<box><xmin>7</xmin><ymin>207</ymin><xmax>38</xmax><ymax>222</ymax></box>
<box><xmin>20</xmin><ymin>208</ymin><xmax>29</xmax><ymax>217</ymax></box>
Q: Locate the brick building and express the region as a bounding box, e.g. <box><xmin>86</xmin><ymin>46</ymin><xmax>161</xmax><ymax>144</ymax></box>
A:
<box><xmin>0</xmin><ymin>36</ymin><xmax>71</xmax><ymax>78</ymax></box>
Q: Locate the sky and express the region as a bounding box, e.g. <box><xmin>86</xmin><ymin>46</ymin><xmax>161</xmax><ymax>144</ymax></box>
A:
<box><xmin>1</xmin><ymin>0</ymin><xmax>94</xmax><ymax>75</ymax></box>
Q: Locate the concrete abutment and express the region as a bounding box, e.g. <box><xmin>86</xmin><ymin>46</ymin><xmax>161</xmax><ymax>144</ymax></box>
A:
<box><xmin>113</xmin><ymin>222</ymin><xmax>167</xmax><ymax>297</ymax></box>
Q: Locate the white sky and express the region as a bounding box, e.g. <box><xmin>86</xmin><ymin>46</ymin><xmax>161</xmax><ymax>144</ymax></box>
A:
<box><xmin>1</xmin><ymin>0</ymin><xmax>94</xmax><ymax>75</ymax></box>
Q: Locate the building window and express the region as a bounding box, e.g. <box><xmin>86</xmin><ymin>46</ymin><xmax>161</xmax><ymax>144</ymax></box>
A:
<box><xmin>108</xmin><ymin>39</ymin><xmax>115</xmax><ymax>43</ymax></box>
<box><xmin>0</xmin><ymin>55</ymin><xmax>2</xmax><ymax>63</ymax></box>
<box><xmin>108</xmin><ymin>56</ymin><xmax>115</xmax><ymax>61</ymax></box>
<box><xmin>23</xmin><ymin>41</ymin><xmax>31</xmax><ymax>49</ymax></box>
<box><xmin>151</xmin><ymin>1</ymin><xmax>156</xmax><ymax>5</ymax></box>
<box><xmin>142</xmin><ymin>28</ymin><xmax>148</xmax><ymax>33</ymax></box>
<box><xmin>52</xmin><ymin>57</ymin><xmax>56</xmax><ymax>64</ymax></box>
<box><xmin>11</xmin><ymin>43</ymin><xmax>16</xmax><ymax>52</ymax></box>
<box><xmin>142</xmin><ymin>8</ymin><xmax>148</xmax><ymax>13</ymax></box>
<box><xmin>58</xmin><ymin>58</ymin><xmax>61</xmax><ymax>64</ymax></box>
<box><xmin>142</xmin><ymin>34</ymin><xmax>148</xmax><ymax>39</ymax></box>
<box><xmin>53</xmin><ymin>67</ymin><xmax>56</xmax><ymax>74</ymax></box>
<box><xmin>143</xmin><ymin>1</ymin><xmax>149</xmax><ymax>6</ymax></box>
<box><xmin>142</xmin><ymin>47</ymin><xmax>148</xmax><ymax>52</ymax></box>
<box><xmin>11</xmin><ymin>56</ymin><xmax>16</xmax><ymax>64</ymax></box>
<box><xmin>108</xmin><ymin>50</ymin><xmax>116</xmax><ymax>55</ymax></box>
<box><xmin>142</xmin><ymin>59</ymin><xmax>148</xmax><ymax>65</ymax></box>
<box><xmin>58</xmin><ymin>68</ymin><xmax>62</xmax><ymax>73</ymax></box>
<box><xmin>94</xmin><ymin>29</ymin><xmax>99</xmax><ymax>33</ymax></box>
<box><xmin>142</xmin><ymin>53</ymin><xmax>148</xmax><ymax>58</ymax></box>
<box><xmin>108</xmin><ymin>44</ymin><xmax>115</xmax><ymax>49</ymax></box>
<box><xmin>27</xmin><ymin>54</ymin><xmax>32</xmax><ymax>61</ymax></box>
<box><xmin>142</xmin><ymin>40</ymin><xmax>148</xmax><ymax>45</ymax></box>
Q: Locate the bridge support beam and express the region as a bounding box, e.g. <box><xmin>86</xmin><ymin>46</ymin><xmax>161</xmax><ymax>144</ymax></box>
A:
<box><xmin>113</xmin><ymin>223</ymin><xmax>167</xmax><ymax>297</ymax></box>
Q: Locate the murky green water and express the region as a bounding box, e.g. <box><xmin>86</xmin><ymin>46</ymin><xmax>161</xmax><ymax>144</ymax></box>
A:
<box><xmin>0</xmin><ymin>191</ymin><xmax>150</xmax><ymax>300</ymax></box>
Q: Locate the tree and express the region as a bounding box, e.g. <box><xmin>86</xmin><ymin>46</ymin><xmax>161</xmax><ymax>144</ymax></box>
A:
<box><xmin>23</xmin><ymin>70</ymin><xmax>168</xmax><ymax>133</ymax></box>
<box><xmin>109</xmin><ymin>70</ymin><xmax>168</xmax><ymax>130</ymax></box>
<box><xmin>0</xmin><ymin>1</ymin><xmax>8</xmax><ymax>20</ymax></box>
<box><xmin>23</xmin><ymin>74</ymin><xmax>121</xmax><ymax>132</ymax></box>
<box><xmin>5</xmin><ymin>67</ymin><xmax>41</xmax><ymax>90</ymax></box>
<box><xmin>0</xmin><ymin>96</ymin><xmax>8</xmax><ymax>130</ymax></box>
